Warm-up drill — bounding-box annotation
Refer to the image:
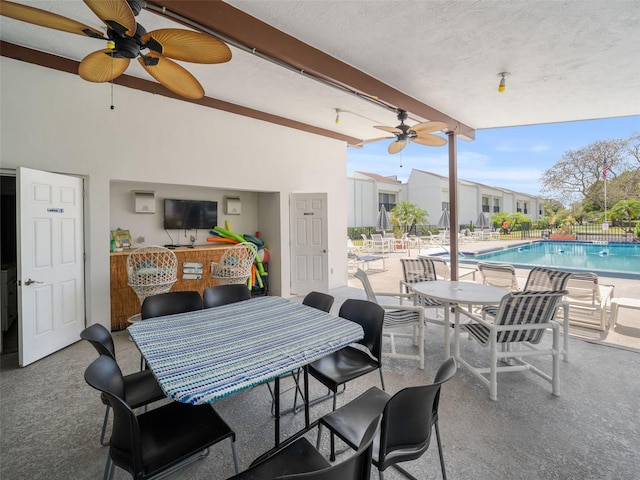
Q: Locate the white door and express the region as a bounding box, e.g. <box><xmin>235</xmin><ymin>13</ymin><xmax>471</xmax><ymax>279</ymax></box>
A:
<box><xmin>290</xmin><ymin>193</ymin><xmax>328</xmax><ymax>295</ymax></box>
<box><xmin>18</xmin><ymin>167</ymin><xmax>85</xmax><ymax>366</ymax></box>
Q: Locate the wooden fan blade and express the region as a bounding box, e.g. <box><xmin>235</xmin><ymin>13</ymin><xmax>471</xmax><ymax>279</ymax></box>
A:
<box><xmin>0</xmin><ymin>0</ymin><xmax>104</xmax><ymax>38</ymax></box>
<box><xmin>357</xmin><ymin>136</ymin><xmax>395</xmax><ymax>146</ymax></box>
<box><xmin>412</xmin><ymin>134</ymin><xmax>447</xmax><ymax>147</ymax></box>
<box><xmin>79</xmin><ymin>49</ymin><xmax>129</xmax><ymax>82</ymax></box>
<box><xmin>374</xmin><ymin>125</ymin><xmax>403</xmax><ymax>134</ymax></box>
<box><xmin>411</xmin><ymin>121</ymin><xmax>448</xmax><ymax>134</ymax></box>
<box><xmin>388</xmin><ymin>140</ymin><xmax>407</xmax><ymax>154</ymax></box>
<box><xmin>142</xmin><ymin>29</ymin><xmax>232</xmax><ymax>64</ymax></box>
<box><xmin>84</xmin><ymin>0</ymin><xmax>135</xmax><ymax>36</ymax></box>
<box><xmin>138</xmin><ymin>52</ymin><xmax>204</xmax><ymax>100</ymax></box>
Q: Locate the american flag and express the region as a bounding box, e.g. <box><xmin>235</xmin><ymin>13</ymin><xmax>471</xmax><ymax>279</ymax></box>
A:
<box><xmin>602</xmin><ymin>160</ymin><xmax>610</xmax><ymax>180</ymax></box>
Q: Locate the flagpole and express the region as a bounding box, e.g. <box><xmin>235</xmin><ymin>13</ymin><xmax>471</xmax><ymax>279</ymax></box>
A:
<box><xmin>603</xmin><ymin>160</ymin><xmax>608</xmax><ymax>229</ymax></box>
<box><xmin>604</xmin><ymin>175</ymin><xmax>607</xmax><ymax>222</ymax></box>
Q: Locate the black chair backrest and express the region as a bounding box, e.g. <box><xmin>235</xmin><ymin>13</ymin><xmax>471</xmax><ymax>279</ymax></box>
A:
<box><xmin>524</xmin><ymin>267</ymin><xmax>572</xmax><ymax>292</ymax></box>
<box><xmin>80</xmin><ymin>323</ymin><xmax>116</xmax><ymax>359</ymax></box>
<box><xmin>277</xmin><ymin>415</ymin><xmax>380</xmax><ymax>480</ymax></box>
<box><xmin>378</xmin><ymin>357</ymin><xmax>456</xmax><ymax>469</ymax></box>
<box><xmin>141</xmin><ymin>291</ymin><xmax>203</xmax><ymax>319</ymax></box>
<box><xmin>203</xmin><ymin>284</ymin><xmax>251</xmax><ymax>309</ymax></box>
<box><xmin>302</xmin><ymin>291</ymin><xmax>335</xmax><ymax>313</ymax></box>
<box><xmin>338</xmin><ymin>299</ymin><xmax>384</xmax><ymax>366</ymax></box>
<box><xmin>84</xmin><ymin>355</ymin><xmax>143</xmax><ymax>475</ymax></box>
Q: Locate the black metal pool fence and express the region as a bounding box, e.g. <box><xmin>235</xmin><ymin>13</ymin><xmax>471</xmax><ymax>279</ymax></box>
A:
<box><xmin>348</xmin><ymin>221</ymin><xmax>638</xmax><ymax>243</ymax></box>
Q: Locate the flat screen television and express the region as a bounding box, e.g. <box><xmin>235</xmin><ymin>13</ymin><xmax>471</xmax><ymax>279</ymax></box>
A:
<box><xmin>163</xmin><ymin>199</ymin><xmax>218</xmax><ymax>230</ymax></box>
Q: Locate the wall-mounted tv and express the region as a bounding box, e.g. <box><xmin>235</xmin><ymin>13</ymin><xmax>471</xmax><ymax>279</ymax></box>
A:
<box><xmin>163</xmin><ymin>199</ymin><xmax>218</xmax><ymax>230</ymax></box>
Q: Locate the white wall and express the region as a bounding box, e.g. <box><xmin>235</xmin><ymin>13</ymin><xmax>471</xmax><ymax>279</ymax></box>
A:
<box><xmin>109</xmin><ymin>181</ymin><xmax>259</xmax><ymax>247</ymax></box>
<box><xmin>406</xmin><ymin>170</ymin><xmax>443</xmax><ymax>223</ymax></box>
<box><xmin>347</xmin><ymin>177</ymin><xmax>377</xmax><ymax>227</ymax></box>
<box><xmin>1</xmin><ymin>58</ymin><xmax>349</xmax><ymax>329</ymax></box>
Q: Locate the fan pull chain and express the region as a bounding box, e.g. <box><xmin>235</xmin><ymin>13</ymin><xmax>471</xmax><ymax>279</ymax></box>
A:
<box><xmin>110</xmin><ymin>81</ymin><xmax>115</xmax><ymax>110</ymax></box>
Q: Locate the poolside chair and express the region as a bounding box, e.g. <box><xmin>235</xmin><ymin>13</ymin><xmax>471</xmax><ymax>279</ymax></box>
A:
<box><xmin>482</xmin><ymin>266</ymin><xmax>574</xmax><ymax>361</ymax></box>
<box><xmin>348</xmin><ymin>251</ymin><xmax>386</xmax><ymax>272</ymax></box>
<box><xmin>421</xmin><ymin>255</ymin><xmax>477</xmax><ymax>281</ymax></box>
<box><xmin>457</xmin><ymin>290</ymin><xmax>567</xmax><ymax>400</ymax></box>
<box><xmin>399</xmin><ymin>258</ymin><xmax>444</xmax><ymax>324</ymax></box>
<box><xmin>355</xmin><ymin>268</ymin><xmax>425</xmax><ymax>369</ymax></box>
<box><xmin>371</xmin><ymin>233</ymin><xmax>392</xmax><ymax>254</ymax></box>
<box><xmin>477</xmin><ymin>262</ymin><xmax>521</xmax><ymax>291</ymax></box>
<box><xmin>563</xmin><ymin>272</ymin><xmax>615</xmax><ymax>331</ymax></box>
<box><xmin>360</xmin><ymin>234</ymin><xmax>374</xmax><ymax>253</ymax></box>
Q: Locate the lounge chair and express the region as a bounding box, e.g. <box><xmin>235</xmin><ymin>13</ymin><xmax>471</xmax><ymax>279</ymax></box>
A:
<box><xmin>564</xmin><ymin>272</ymin><xmax>615</xmax><ymax>331</ymax></box>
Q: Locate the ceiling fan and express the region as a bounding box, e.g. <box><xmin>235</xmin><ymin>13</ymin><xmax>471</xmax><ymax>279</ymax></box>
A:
<box><xmin>360</xmin><ymin>110</ymin><xmax>448</xmax><ymax>154</ymax></box>
<box><xmin>0</xmin><ymin>0</ymin><xmax>232</xmax><ymax>99</ymax></box>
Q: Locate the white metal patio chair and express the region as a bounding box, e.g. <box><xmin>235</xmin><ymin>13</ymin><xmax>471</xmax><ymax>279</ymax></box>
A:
<box><xmin>457</xmin><ymin>289</ymin><xmax>567</xmax><ymax>400</ymax></box>
<box><xmin>477</xmin><ymin>262</ymin><xmax>521</xmax><ymax>291</ymax></box>
<box><xmin>482</xmin><ymin>266</ymin><xmax>574</xmax><ymax>360</ymax></box>
<box><xmin>563</xmin><ymin>272</ymin><xmax>615</xmax><ymax>331</ymax></box>
<box><xmin>355</xmin><ymin>268</ymin><xmax>425</xmax><ymax>369</ymax></box>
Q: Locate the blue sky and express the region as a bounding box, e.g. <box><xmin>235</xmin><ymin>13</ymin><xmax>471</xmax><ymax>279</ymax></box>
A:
<box><xmin>347</xmin><ymin>115</ymin><xmax>640</xmax><ymax>196</ymax></box>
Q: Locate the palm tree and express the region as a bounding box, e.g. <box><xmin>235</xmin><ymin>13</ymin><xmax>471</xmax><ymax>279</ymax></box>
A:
<box><xmin>609</xmin><ymin>199</ymin><xmax>640</xmax><ymax>221</ymax></box>
<box><xmin>390</xmin><ymin>201</ymin><xmax>429</xmax><ymax>233</ymax></box>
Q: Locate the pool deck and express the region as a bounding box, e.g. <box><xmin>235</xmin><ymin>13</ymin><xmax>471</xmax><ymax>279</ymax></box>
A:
<box><xmin>346</xmin><ymin>238</ymin><xmax>640</xmax><ymax>352</ymax></box>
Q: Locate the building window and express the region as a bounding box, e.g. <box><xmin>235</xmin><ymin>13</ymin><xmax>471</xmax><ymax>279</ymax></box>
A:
<box><xmin>493</xmin><ymin>198</ymin><xmax>500</xmax><ymax>213</ymax></box>
<box><xmin>482</xmin><ymin>197</ymin><xmax>490</xmax><ymax>213</ymax></box>
<box><xmin>523</xmin><ymin>202</ymin><xmax>528</xmax><ymax>214</ymax></box>
<box><xmin>441</xmin><ymin>202</ymin><xmax>449</xmax><ymax>211</ymax></box>
<box><xmin>378</xmin><ymin>193</ymin><xmax>396</xmax><ymax>212</ymax></box>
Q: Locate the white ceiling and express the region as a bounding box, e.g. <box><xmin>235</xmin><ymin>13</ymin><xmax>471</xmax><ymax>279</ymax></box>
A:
<box><xmin>2</xmin><ymin>0</ymin><xmax>639</xmax><ymax>144</ymax></box>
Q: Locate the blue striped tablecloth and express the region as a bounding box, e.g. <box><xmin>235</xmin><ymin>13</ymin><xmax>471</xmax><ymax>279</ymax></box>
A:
<box><xmin>128</xmin><ymin>296</ymin><xmax>363</xmax><ymax>405</ymax></box>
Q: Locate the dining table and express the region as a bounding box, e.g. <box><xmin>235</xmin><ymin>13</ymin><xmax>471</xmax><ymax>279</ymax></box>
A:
<box><xmin>127</xmin><ymin>295</ymin><xmax>364</xmax><ymax>447</ymax></box>
<box><xmin>410</xmin><ymin>280</ymin><xmax>509</xmax><ymax>359</ymax></box>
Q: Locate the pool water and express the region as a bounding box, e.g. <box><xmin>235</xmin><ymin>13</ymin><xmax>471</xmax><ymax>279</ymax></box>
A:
<box><xmin>467</xmin><ymin>241</ymin><xmax>640</xmax><ymax>278</ymax></box>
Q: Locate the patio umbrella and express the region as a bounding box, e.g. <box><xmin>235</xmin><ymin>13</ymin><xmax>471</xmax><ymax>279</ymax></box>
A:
<box><xmin>437</xmin><ymin>210</ymin><xmax>450</xmax><ymax>229</ymax></box>
<box><xmin>376</xmin><ymin>205</ymin><xmax>392</xmax><ymax>232</ymax></box>
<box><xmin>476</xmin><ymin>212</ymin><xmax>491</xmax><ymax>228</ymax></box>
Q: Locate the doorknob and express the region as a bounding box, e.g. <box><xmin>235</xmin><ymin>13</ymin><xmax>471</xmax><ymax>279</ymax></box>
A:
<box><xmin>24</xmin><ymin>278</ymin><xmax>43</xmax><ymax>286</ymax></box>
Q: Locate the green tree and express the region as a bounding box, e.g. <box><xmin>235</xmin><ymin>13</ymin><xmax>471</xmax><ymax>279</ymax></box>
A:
<box><xmin>390</xmin><ymin>201</ymin><xmax>429</xmax><ymax>233</ymax></box>
<box><xmin>539</xmin><ymin>134</ymin><xmax>639</xmax><ymax>207</ymax></box>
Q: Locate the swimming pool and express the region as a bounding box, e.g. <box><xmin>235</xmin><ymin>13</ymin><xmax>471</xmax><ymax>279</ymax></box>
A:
<box><xmin>464</xmin><ymin>241</ymin><xmax>640</xmax><ymax>279</ymax></box>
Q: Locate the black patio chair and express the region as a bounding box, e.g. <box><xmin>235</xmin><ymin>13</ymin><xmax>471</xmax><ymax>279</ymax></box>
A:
<box><xmin>203</xmin><ymin>284</ymin><xmax>251</xmax><ymax>309</ymax></box>
<box><xmin>84</xmin><ymin>355</ymin><xmax>239</xmax><ymax>479</ymax></box>
<box><xmin>227</xmin><ymin>415</ymin><xmax>380</xmax><ymax>480</ymax></box>
<box><xmin>308</xmin><ymin>299</ymin><xmax>385</xmax><ymax>411</ymax></box>
<box><xmin>140</xmin><ymin>290</ymin><xmax>203</xmax><ymax>319</ymax></box>
<box><xmin>80</xmin><ymin>324</ymin><xmax>165</xmax><ymax>446</ymax></box>
<box><xmin>316</xmin><ymin>357</ymin><xmax>457</xmax><ymax>480</ymax></box>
